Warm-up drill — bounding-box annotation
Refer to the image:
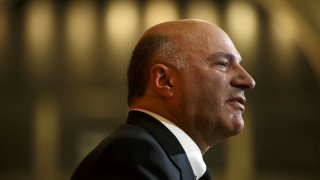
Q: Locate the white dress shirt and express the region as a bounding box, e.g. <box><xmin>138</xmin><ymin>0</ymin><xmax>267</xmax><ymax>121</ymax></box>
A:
<box><xmin>132</xmin><ymin>109</ymin><xmax>206</xmax><ymax>179</ymax></box>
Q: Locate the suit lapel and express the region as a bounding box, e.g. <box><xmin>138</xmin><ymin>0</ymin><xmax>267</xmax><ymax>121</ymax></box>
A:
<box><xmin>126</xmin><ymin>111</ymin><xmax>196</xmax><ymax>180</ymax></box>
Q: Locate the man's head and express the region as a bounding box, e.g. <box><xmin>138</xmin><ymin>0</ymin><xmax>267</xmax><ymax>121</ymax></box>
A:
<box><xmin>127</xmin><ymin>19</ymin><xmax>256</xmax><ymax>153</ymax></box>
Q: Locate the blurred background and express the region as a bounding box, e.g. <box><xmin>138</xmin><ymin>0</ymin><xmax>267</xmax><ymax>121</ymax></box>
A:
<box><xmin>0</xmin><ymin>0</ymin><xmax>319</xmax><ymax>179</ymax></box>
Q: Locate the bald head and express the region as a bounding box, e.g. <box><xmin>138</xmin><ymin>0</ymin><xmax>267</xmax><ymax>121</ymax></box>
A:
<box><xmin>127</xmin><ymin>19</ymin><xmax>234</xmax><ymax>106</ymax></box>
<box><xmin>143</xmin><ymin>19</ymin><xmax>222</xmax><ymax>37</ymax></box>
<box><xmin>143</xmin><ymin>19</ymin><xmax>230</xmax><ymax>51</ymax></box>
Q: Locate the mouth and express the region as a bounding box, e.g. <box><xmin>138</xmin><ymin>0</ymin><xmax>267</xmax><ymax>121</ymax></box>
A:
<box><xmin>227</xmin><ymin>96</ymin><xmax>246</xmax><ymax>111</ymax></box>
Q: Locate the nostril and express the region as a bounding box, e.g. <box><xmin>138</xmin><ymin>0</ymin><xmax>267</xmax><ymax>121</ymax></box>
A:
<box><xmin>238</xmin><ymin>84</ymin><xmax>251</xmax><ymax>90</ymax></box>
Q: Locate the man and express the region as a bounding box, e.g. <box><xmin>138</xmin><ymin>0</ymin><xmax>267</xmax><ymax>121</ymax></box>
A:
<box><xmin>71</xmin><ymin>19</ymin><xmax>256</xmax><ymax>180</ymax></box>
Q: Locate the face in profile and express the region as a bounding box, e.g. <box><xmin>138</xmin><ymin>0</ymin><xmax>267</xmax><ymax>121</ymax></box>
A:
<box><xmin>175</xmin><ymin>22</ymin><xmax>256</xmax><ymax>146</ymax></box>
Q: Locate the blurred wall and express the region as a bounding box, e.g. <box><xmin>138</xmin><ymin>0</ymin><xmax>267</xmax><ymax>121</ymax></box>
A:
<box><xmin>0</xmin><ymin>0</ymin><xmax>319</xmax><ymax>180</ymax></box>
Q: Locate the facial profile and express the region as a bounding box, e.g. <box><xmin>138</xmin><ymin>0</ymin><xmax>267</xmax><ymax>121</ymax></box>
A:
<box><xmin>171</xmin><ymin>20</ymin><xmax>256</xmax><ymax>150</ymax></box>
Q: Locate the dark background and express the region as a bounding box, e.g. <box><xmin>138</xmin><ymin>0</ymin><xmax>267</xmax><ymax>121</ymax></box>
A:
<box><xmin>0</xmin><ymin>0</ymin><xmax>319</xmax><ymax>179</ymax></box>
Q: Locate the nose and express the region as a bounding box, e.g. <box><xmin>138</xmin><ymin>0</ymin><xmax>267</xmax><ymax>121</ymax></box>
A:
<box><xmin>231</xmin><ymin>65</ymin><xmax>256</xmax><ymax>90</ymax></box>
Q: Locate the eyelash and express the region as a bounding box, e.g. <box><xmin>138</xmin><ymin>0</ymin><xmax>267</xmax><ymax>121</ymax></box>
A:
<box><xmin>217</xmin><ymin>60</ymin><xmax>229</xmax><ymax>68</ymax></box>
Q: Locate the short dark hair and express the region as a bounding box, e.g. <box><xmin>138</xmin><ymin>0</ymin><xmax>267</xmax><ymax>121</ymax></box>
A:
<box><xmin>127</xmin><ymin>34</ymin><xmax>185</xmax><ymax>106</ymax></box>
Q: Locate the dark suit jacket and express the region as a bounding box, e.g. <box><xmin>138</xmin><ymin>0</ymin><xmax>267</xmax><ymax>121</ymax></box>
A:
<box><xmin>71</xmin><ymin>111</ymin><xmax>197</xmax><ymax>180</ymax></box>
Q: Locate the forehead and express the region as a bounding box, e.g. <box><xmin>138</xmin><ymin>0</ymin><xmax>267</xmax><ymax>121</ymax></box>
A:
<box><xmin>144</xmin><ymin>20</ymin><xmax>241</xmax><ymax>63</ymax></box>
<box><xmin>179</xmin><ymin>24</ymin><xmax>241</xmax><ymax>61</ymax></box>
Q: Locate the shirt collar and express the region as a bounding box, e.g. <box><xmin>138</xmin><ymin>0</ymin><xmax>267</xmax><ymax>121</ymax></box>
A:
<box><xmin>131</xmin><ymin>109</ymin><xmax>206</xmax><ymax>179</ymax></box>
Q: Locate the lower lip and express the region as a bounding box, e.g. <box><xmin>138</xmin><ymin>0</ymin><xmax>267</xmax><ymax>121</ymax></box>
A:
<box><xmin>227</xmin><ymin>100</ymin><xmax>245</xmax><ymax>111</ymax></box>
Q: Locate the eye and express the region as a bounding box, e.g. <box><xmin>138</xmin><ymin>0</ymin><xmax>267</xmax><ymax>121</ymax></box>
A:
<box><xmin>216</xmin><ymin>60</ymin><xmax>229</xmax><ymax>68</ymax></box>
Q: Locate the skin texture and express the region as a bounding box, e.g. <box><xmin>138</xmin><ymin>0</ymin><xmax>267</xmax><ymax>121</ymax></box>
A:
<box><xmin>131</xmin><ymin>19</ymin><xmax>256</xmax><ymax>154</ymax></box>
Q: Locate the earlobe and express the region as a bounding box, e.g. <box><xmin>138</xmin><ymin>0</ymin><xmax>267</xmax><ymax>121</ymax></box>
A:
<box><xmin>150</xmin><ymin>64</ymin><xmax>174</xmax><ymax>98</ymax></box>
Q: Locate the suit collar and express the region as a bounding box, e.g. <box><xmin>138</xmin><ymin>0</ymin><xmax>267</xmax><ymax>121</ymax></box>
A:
<box><xmin>126</xmin><ymin>110</ymin><xmax>196</xmax><ymax>180</ymax></box>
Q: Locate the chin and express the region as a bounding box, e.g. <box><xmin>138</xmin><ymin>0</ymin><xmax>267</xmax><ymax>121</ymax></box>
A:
<box><xmin>233</xmin><ymin>117</ymin><xmax>244</xmax><ymax>133</ymax></box>
<box><xmin>226</xmin><ymin>116</ymin><xmax>244</xmax><ymax>136</ymax></box>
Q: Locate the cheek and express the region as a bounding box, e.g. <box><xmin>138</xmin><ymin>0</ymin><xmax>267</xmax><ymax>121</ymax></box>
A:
<box><xmin>181</xmin><ymin>68</ymin><xmax>229</xmax><ymax>107</ymax></box>
<box><xmin>202</xmin><ymin>78</ymin><xmax>228</xmax><ymax>104</ymax></box>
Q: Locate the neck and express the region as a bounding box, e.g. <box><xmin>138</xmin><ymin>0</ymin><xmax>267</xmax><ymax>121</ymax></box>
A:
<box><xmin>131</xmin><ymin>97</ymin><xmax>215</xmax><ymax>155</ymax></box>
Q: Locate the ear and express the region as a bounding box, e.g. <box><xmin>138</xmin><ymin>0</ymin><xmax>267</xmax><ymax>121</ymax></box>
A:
<box><xmin>149</xmin><ymin>64</ymin><xmax>174</xmax><ymax>98</ymax></box>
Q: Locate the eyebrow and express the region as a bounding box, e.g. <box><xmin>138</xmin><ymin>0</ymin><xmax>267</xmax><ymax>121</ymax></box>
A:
<box><xmin>207</xmin><ymin>52</ymin><xmax>243</xmax><ymax>64</ymax></box>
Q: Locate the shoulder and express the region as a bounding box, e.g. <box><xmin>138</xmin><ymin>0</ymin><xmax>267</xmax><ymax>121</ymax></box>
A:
<box><xmin>71</xmin><ymin>124</ymin><xmax>180</xmax><ymax>180</ymax></box>
<box><xmin>97</xmin><ymin>124</ymin><xmax>166</xmax><ymax>159</ymax></box>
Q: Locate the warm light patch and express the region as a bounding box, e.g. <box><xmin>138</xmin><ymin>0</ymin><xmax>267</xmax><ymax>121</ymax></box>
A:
<box><xmin>65</xmin><ymin>1</ymin><xmax>97</xmax><ymax>79</ymax></box>
<box><xmin>105</xmin><ymin>0</ymin><xmax>139</xmax><ymax>47</ymax></box>
<box><xmin>226</xmin><ymin>1</ymin><xmax>258</xmax><ymax>52</ymax></box>
<box><xmin>33</xmin><ymin>94</ymin><xmax>60</xmax><ymax>180</ymax></box>
<box><xmin>270</xmin><ymin>6</ymin><xmax>298</xmax><ymax>50</ymax></box>
<box><xmin>269</xmin><ymin>5</ymin><xmax>299</xmax><ymax>76</ymax></box>
<box><xmin>0</xmin><ymin>7</ymin><xmax>9</xmax><ymax>74</ymax></box>
<box><xmin>185</xmin><ymin>0</ymin><xmax>220</xmax><ymax>25</ymax></box>
<box><xmin>65</xmin><ymin>1</ymin><xmax>96</xmax><ymax>55</ymax></box>
<box><xmin>0</xmin><ymin>7</ymin><xmax>9</xmax><ymax>53</ymax></box>
<box><xmin>25</xmin><ymin>1</ymin><xmax>54</xmax><ymax>77</ymax></box>
<box><xmin>144</xmin><ymin>0</ymin><xmax>178</xmax><ymax>29</ymax></box>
